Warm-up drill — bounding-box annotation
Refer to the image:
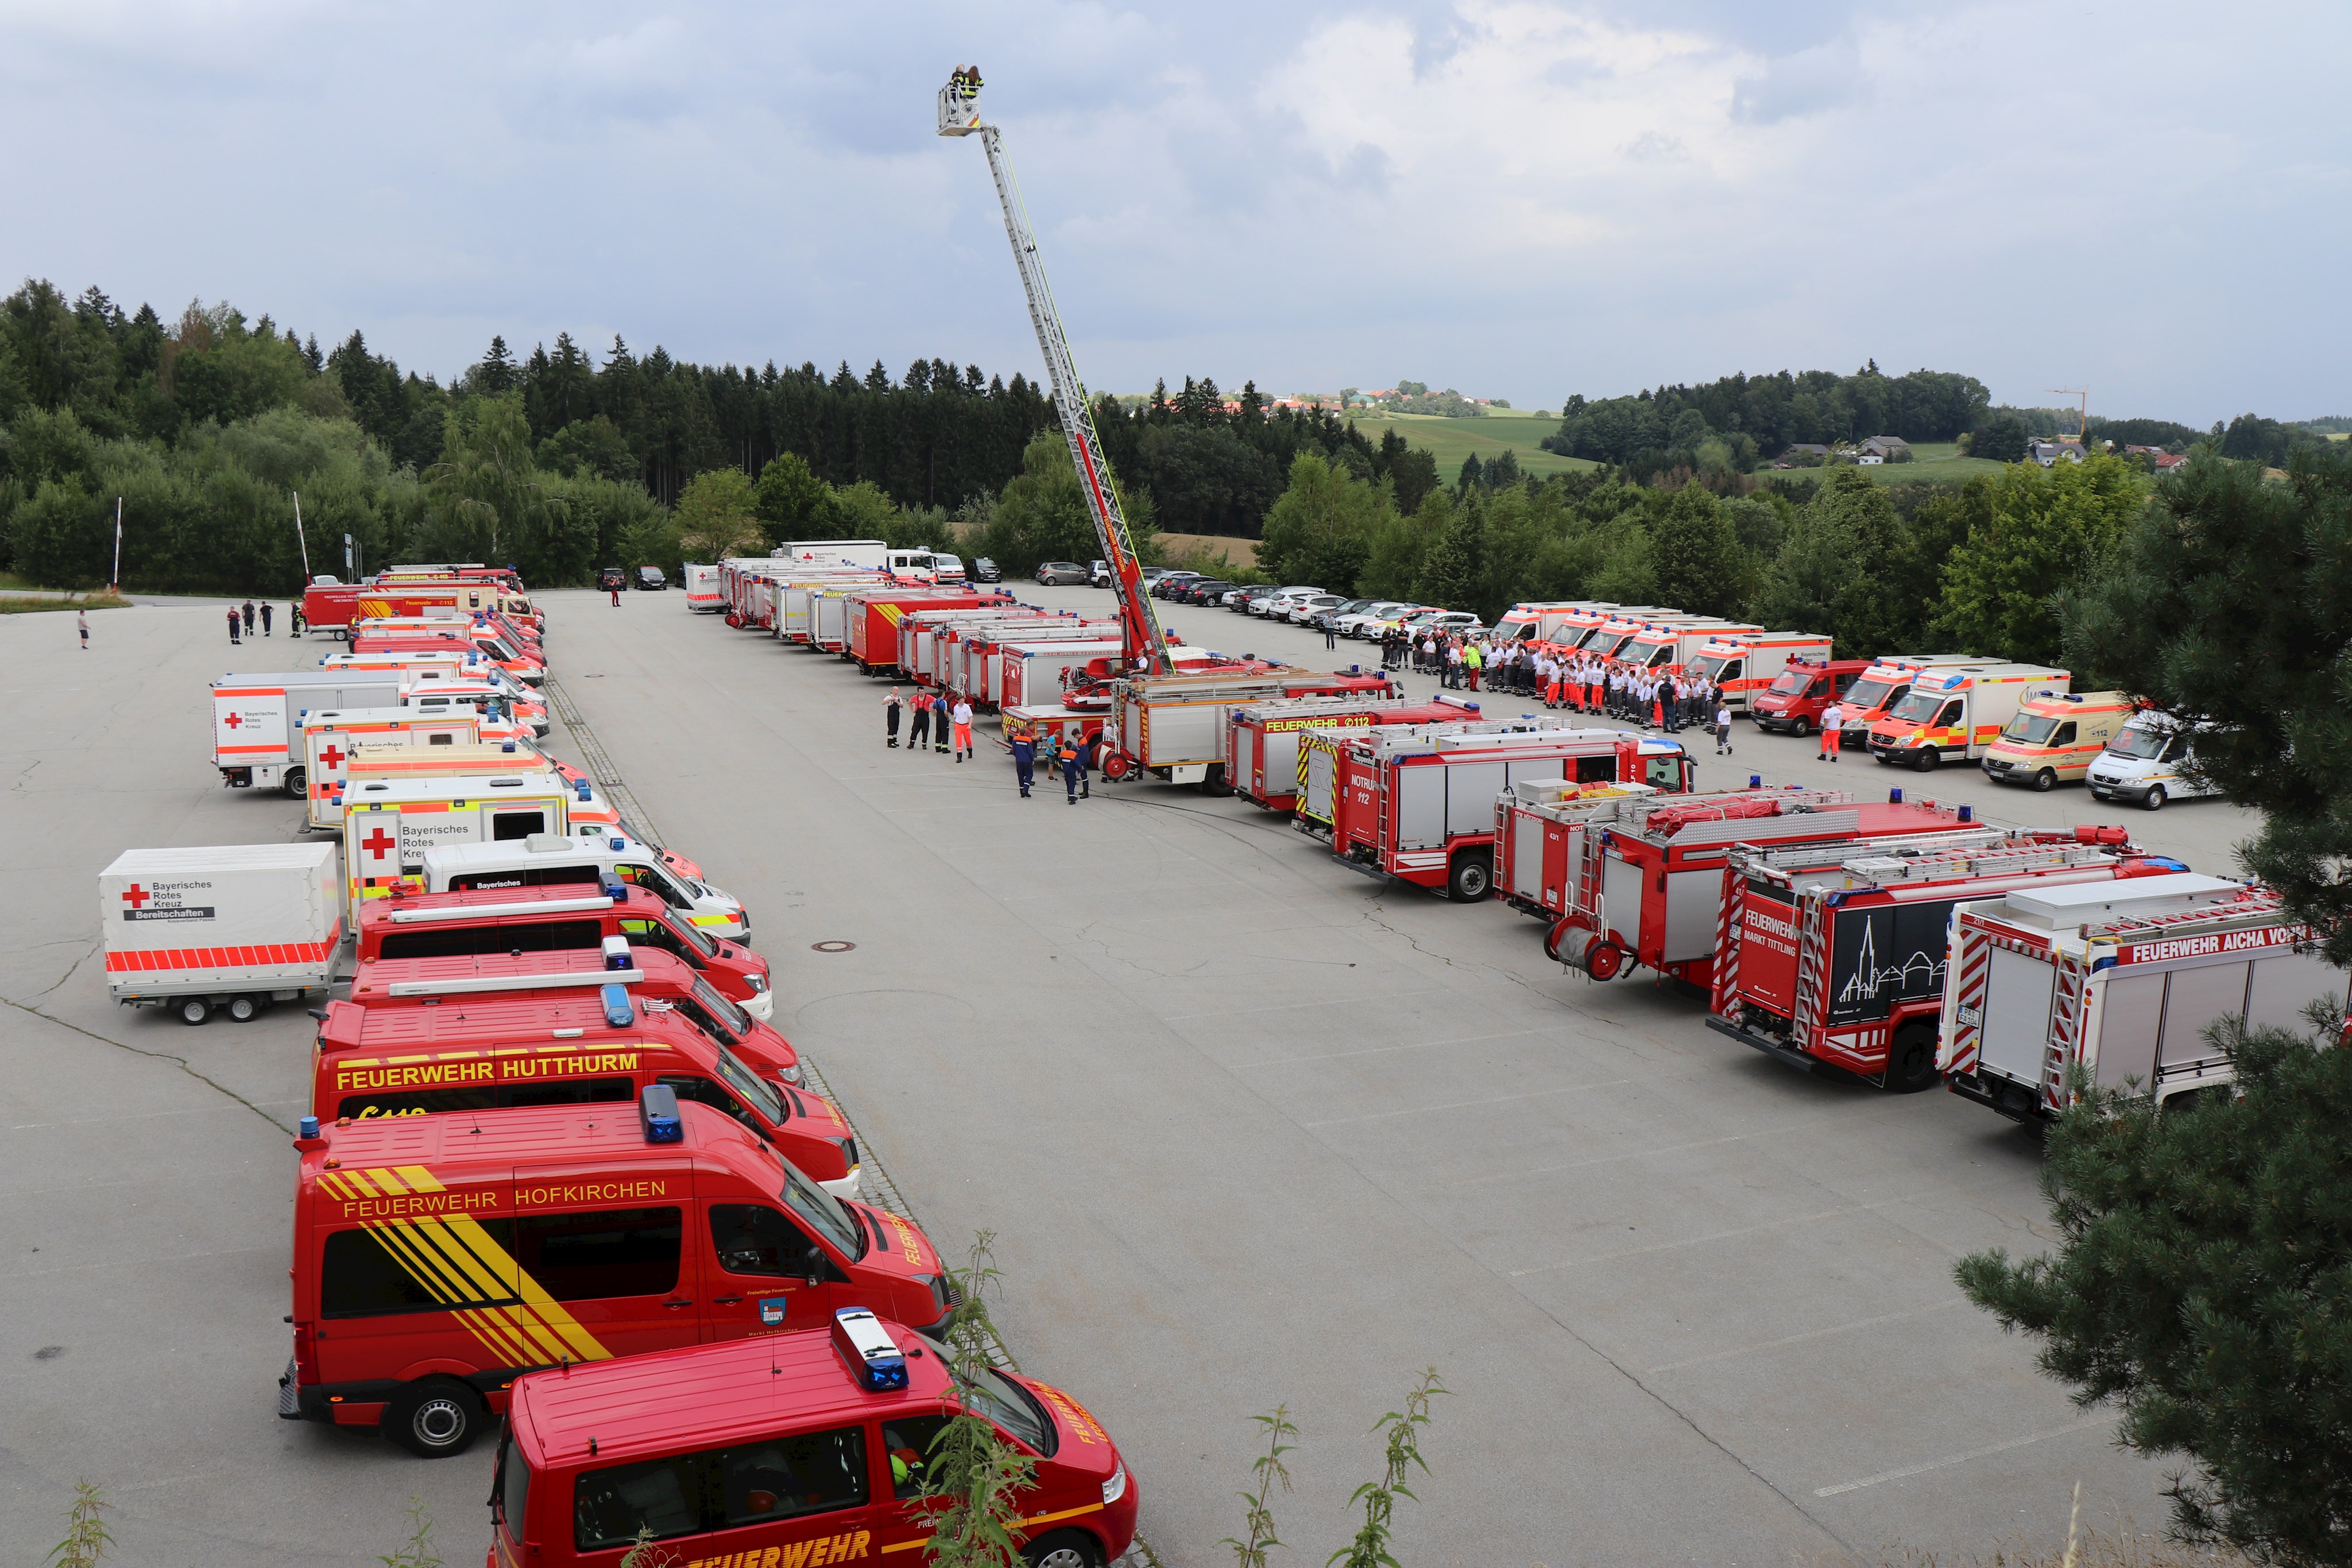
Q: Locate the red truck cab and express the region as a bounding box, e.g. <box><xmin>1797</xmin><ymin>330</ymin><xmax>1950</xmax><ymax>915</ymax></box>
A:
<box><xmin>1748</xmin><ymin>656</ymin><xmax>1874</xmax><ymax>736</ymax></box>
<box><xmin>281</xmin><ymin>1095</ymin><xmax>953</xmax><ymax>1458</ymax></box>
<box><xmin>492</xmin><ymin>1314</ymin><xmax>1136</xmax><ymax>1568</ymax></box>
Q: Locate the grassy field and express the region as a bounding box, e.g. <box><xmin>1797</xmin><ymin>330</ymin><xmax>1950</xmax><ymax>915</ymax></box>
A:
<box><xmin>1764</xmin><ymin>442</ymin><xmax>2009</xmax><ymax>487</ymax></box>
<box><xmin>1347</xmin><ymin>411</ymin><xmax>1598</xmax><ymax>478</ymax></box>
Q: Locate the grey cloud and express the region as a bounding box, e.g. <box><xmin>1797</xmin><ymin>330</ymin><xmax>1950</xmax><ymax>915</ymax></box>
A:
<box><xmin>1731</xmin><ymin>34</ymin><xmax>1863</xmax><ymax>124</ymax></box>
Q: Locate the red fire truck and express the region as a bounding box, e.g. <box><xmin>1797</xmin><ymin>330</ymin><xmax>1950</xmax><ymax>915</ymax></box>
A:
<box><xmin>1705</xmin><ymin>827</ymin><xmax>2177</xmax><ymax>1090</ymax></box>
<box><xmin>303</xmin><ymin>580</ymin><xmax>535</xmax><ymax>638</ymax></box>
<box><xmin>1326</xmin><ymin>723</ymin><xmax>1693</xmax><ymax>901</ymax></box>
<box><xmin>311</xmin><ymin>985</ymin><xmax>859</xmax><ymax>1194</ymax></box>
<box><xmin>1224</xmin><ymin>695</ymin><xmax>1472</xmax><ymax>812</ymax></box>
<box><xmin>1542</xmin><ymin>788</ymin><xmax>1989</xmax><ymax>989</ymax></box>
<box><xmin>280</xmin><ymin>1094</ymin><xmax>953</xmax><ymax>1456</ymax></box>
<box><xmin>1940</xmin><ymin>879</ymin><xmax>2341</xmax><ymax>1122</ymax></box>
<box><xmin>844</xmin><ymin>590</ymin><xmax>1015</xmax><ymax>673</ymax></box>
<box><xmin>491</xmin><ymin>1311</ymin><xmax>1136</xmax><ymax>1568</ymax></box>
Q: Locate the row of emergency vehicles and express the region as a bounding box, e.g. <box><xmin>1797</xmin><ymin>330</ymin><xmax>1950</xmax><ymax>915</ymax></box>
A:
<box><xmin>125</xmin><ymin>563</ymin><xmax>1142</xmax><ymax>1568</ymax></box>
<box><xmin>1495</xmin><ymin>601</ymin><xmax>2224</xmax><ymax>809</ymax></box>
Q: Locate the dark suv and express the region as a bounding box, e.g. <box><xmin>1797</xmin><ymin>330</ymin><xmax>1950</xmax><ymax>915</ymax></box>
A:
<box><xmin>635</xmin><ymin>566</ymin><xmax>667</xmax><ymax>590</ymax></box>
<box><xmin>598</xmin><ymin>566</ymin><xmax>627</xmax><ymax>592</ymax></box>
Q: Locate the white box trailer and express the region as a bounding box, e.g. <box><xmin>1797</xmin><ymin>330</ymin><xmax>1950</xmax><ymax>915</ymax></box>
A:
<box><xmin>775</xmin><ymin>539</ymin><xmax>888</xmax><ymax>569</ymax></box>
<box><xmin>681</xmin><ymin>563</ymin><xmax>724</xmax><ymax>611</ymax></box>
<box><xmin>1939</xmin><ymin>877</ymin><xmax>2345</xmax><ymax>1120</ymax></box>
<box><xmin>100</xmin><ymin>843</ymin><xmax>342</xmax><ymax>1024</ymax></box>
<box><xmin>212</xmin><ymin>671</ymin><xmax>408</xmax><ymax>794</ymax></box>
<box><xmin>1000</xmin><ymin>638</ymin><xmax>1125</xmax><ymax>708</ymax></box>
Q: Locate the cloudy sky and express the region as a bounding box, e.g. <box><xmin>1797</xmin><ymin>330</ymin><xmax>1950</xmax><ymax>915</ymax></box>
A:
<box><xmin>3</xmin><ymin>1</ymin><xmax>2342</xmax><ymax>425</ymax></box>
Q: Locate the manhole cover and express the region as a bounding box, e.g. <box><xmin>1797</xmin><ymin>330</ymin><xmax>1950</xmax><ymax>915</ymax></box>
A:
<box><xmin>811</xmin><ymin>940</ymin><xmax>856</xmax><ymax>953</ymax></box>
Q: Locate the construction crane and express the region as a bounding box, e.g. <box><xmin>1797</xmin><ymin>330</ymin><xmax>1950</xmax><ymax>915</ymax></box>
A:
<box><xmin>2048</xmin><ymin>386</ymin><xmax>2089</xmax><ymax>442</ymax></box>
<box><xmin>938</xmin><ymin>65</ymin><xmax>1171</xmax><ymax>677</ymax></box>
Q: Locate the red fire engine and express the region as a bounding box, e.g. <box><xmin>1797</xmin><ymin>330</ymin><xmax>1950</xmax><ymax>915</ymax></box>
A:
<box><xmin>1706</xmin><ymin>827</ymin><xmax>2175</xmax><ymax>1090</ymax></box>
<box><xmin>1224</xmin><ymin>695</ymin><xmax>1472</xmax><ymax>813</ymax></box>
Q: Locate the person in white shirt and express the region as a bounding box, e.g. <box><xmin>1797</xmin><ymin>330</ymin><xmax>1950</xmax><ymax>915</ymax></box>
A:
<box><xmin>951</xmin><ymin>696</ymin><xmax>976</xmax><ymax>762</ymax></box>
<box><xmin>1819</xmin><ymin>700</ymin><xmax>1845</xmax><ymax>763</ymax></box>
<box><xmin>1715</xmin><ymin>703</ymin><xmax>1734</xmax><ymax>756</ymax></box>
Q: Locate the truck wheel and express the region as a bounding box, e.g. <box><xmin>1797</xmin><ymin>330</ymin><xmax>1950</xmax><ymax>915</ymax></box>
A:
<box><xmin>2144</xmin><ymin>786</ymin><xmax>2167</xmax><ymax>812</ymax></box>
<box><xmin>177</xmin><ymin>998</ymin><xmax>211</xmax><ymax>1026</ymax></box>
<box><xmin>281</xmin><ymin>766</ymin><xmax>307</xmax><ymax>798</ymax></box>
<box><xmin>1913</xmin><ymin>748</ymin><xmax>1940</xmax><ymax>772</ymax></box>
<box><xmin>226</xmin><ymin>994</ymin><xmax>260</xmax><ymax>1023</ymax></box>
<box><xmin>2032</xmin><ymin>768</ymin><xmax>2057</xmax><ymax>793</ymax></box>
<box><xmin>1792</xmin><ymin>717</ymin><xmax>1812</xmax><ymax>737</ymax></box>
<box><xmin>1448</xmin><ymin>851</ymin><xmax>1492</xmax><ymax>903</ymax></box>
<box><xmin>1024</xmin><ymin>1530</ymin><xmax>1101</xmax><ymax>1568</ymax></box>
<box><xmin>1887</xmin><ymin>1024</ymin><xmax>1939</xmax><ymax>1093</ymax></box>
<box><xmin>384</xmin><ymin>1378</ymin><xmax>483</xmax><ymax>1458</ymax></box>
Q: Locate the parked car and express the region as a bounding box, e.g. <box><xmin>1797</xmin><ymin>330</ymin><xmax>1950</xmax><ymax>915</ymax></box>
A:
<box><xmin>1219</xmin><ymin>586</ymin><xmax>1255</xmax><ymax>608</ymax></box>
<box><xmin>1090</xmin><ymin>559</ymin><xmax>1112</xmax><ymax>587</ymax></box>
<box><xmin>1399</xmin><ymin>609</ymin><xmax>1486</xmax><ymax>637</ymax></box>
<box><xmin>1287</xmin><ymin>593</ymin><xmax>1349</xmax><ymax>624</ymax></box>
<box><xmin>635</xmin><ymin>566</ymin><xmax>667</xmax><ymax>590</ymax></box>
<box><xmin>1335</xmin><ymin>601</ymin><xmax>1414</xmax><ymax>637</ymax></box>
<box><xmin>933</xmin><ymin>552</ymin><xmax>968</xmax><ymax>581</ymax></box>
<box><xmin>1139</xmin><ymin>566</ymin><xmax>1173</xmax><ymax>590</ymax></box>
<box><xmin>1036</xmin><ymin>560</ymin><xmax>1089</xmax><ymax>585</ymax></box>
<box><xmin>1183</xmin><ymin>579</ymin><xmax>1236</xmax><ymax>604</ymax></box>
<box><xmin>1237</xmin><ymin>587</ymin><xmax>1281</xmax><ymax>614</ymax></box>
<box><xmin>972</xmin><ymin>556</ymin><xmax>1004</xmax><ymax>583</ymax></box>
<box><xmin>1316</xmin><ymin>598</ymin><xmax>1379</xmax><ymax>630</ymax></box>
<box><xmin>597</xmin><ymin>566</ymin><xmax>627</xmax><ymax>593</ymax></box>
<box><xmin>1254</xmin><ymin>587</ymin><xmax>1325</xmax><ymax>618</ymax></box>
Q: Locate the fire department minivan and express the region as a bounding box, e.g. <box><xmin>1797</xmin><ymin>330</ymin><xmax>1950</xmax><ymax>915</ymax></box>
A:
<box><xmin>492</xmin><ymin>1312</ymin><xmax>1137</xmax><ymax>1568</ymax></box>
<box><xmin>344</xmin><ymin>948</ymin><xmax>798</xmax><ymax>1081</ymax></box>
<box><xmin>311</xmin><ymin>988</ymin><xmax>852</xmax><ymax>1193</ymax></box>
<box><xmin>425</xmin><ymin>835</ymin><xmax>750</xmax><ymax>942</ymax></box>
<box><xmin>280</xmin><ymin>1095</ymin><xmax>953</xmax><ymax>1457</ymax></box>
<box><xmin>355</xmin><ymin>882</ymin><xmax>773</xmax><ymax>1018</ymax></box>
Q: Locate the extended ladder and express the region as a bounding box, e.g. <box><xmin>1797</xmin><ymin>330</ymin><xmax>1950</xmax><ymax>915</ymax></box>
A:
<box><xmin>938</xmin><ymin>67</ymin><xmax>1171</xmax><ymax>676</ymax></box>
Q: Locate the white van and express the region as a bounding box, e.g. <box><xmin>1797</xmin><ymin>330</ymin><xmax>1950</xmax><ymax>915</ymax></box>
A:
<box><xmin>2086</xmin><ymin>712</ymin><xmax>2223</xmax><ymax>811</ymax></box>
<box><xmin>424</xmin><ymin>834</ymin><xmax>749</xmax><ymax>941</ymax></box>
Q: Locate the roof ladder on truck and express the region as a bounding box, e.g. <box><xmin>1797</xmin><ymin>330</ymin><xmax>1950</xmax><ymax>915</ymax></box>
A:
<box><xmin>939</xmin><ymin>67</ymin><xmax>1170</xmax><ymax>679</ymax></box>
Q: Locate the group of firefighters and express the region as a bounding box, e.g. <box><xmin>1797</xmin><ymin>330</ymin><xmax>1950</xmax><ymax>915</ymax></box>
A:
<box><xmin>1379</xmin><ymin>625</ymin><xmax>1734</xmax><ymax>742</ymax></box>
<box><xmin>225</xmin><ymin>597</ymin><xmax>303</xmax><ymax>643</ymax></box>
<box><xmin>883</xmin><ymin>686</ymin><xmax>1095</xmax><ymax>802</ymax></box>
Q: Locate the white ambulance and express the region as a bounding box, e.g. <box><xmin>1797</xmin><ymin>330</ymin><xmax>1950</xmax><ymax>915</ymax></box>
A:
<box><xmin>423</xmin><ymin>835</ymin><xmax>750</xmax><ymax>942</ymax></box>
<box><xmin>2086</xmin><ymin>712</ymin><xmax>2225</xmax><ymax>811</ymax></box>
<box><xmin>340</xmin><ymin>772</ymin><xmax>574</xmax><ymax>905</ymax></box>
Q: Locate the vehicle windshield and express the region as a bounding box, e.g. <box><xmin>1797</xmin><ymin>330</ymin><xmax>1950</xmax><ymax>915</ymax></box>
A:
<box><xmin>1887</xmin><ymin>689</ymin><xmax>1944</xmax><ymax>723</ymax></box>
<box><xmin>1695</xmin><ymin>654</ymin><xmax>1738</xmax><ymax>681</ymax></box>
<box><xmin>1641</xmin><ymin>643</ymin><xmax>1674</xmax><ymax>668</ymax></box>
<box><xmin>1766</xmin><ymin>668</ymin><xmax>1811</xmax><ymax>694</ymax></box>
<box><xmin>660</xmin><ymin>909</ymin><xmax>721</xmax><ymax>956</ymax></box>
<box><xmin>693</xmin><ymin>975</ymin><xmax>753</xmax><ymax>1037</ymax></box>
<box><xmin>1844</xmin><ymin>677</ymin><xmax>1898</xmax><ymax>711</ymax></box>
<box><xmin>778</xmin><ymin>1159</ymin><xmax>866</xmax><ymax>1259</ymax></box>
<box><xmin>1496</xmin><ymin>617</ymin><xmax>1535</xmax><ymax>639</ymax></box>
<box><xmin>2106</xmin><ymin>726</ymin><xmax>2171</xmax><ymax>760</ymax></box>
<box><xmin>1593</xmin><ymin>633</ymin><xmax>1639</xmax><ymax>658</ymax></box>
<box><xmin>715</xmin><ymin>1046</ymin><xmax>787</xmax><ymax>1124</ymax></box>
<box><xmin>2003</xmin><ymin>714</ymin><xmax>2063</xmax><ymax>745</ymax></box>
<box><xmin>954</xmin><ymin>1368</ymin><xmax>1057</xmax><ymax>1456</ymax></box>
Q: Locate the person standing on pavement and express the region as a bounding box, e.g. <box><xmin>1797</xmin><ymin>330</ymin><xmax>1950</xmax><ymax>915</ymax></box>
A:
<box><xmin>884</xmin><ymin>688</ymin><xmax>903</xmax><ymax>748</ymax></box>
<box><xmin>932</xmin><ymin>692</ymin><xmax>951</xmax><ymax>753</ymax></box>
<box><xmin>1324</xmin><ymin>617</ymin><xmax>1337</xmax><ymax>651</ymax></box>
<box><xmin>950</xmin><ymin>694</ymin><xmax>974</xmax><ymax>762</ymax></box>
<box><xmin>259</xmin><ymin>601</ymin><xmax>273</xmax><ymax>636</ymax></box>
<box><xmin>1715</xmin><ymin>701</ymin><xmax>1734</xmax><ymax>756</ymax></box>
<box><xmin>227</xmin><ymin>606</ymin><xmax>241</xmax><ymax>644</ymax></box>
<box><xmin>1011</xmin><ymin>724</ymin><xmax>1036</xmax><ymax>797</ymax></box>
<box><xmin>289</xmin><ymin>600</ymin><xmax>304</xmax><ymax>636</ymax></box>
<box><xmin>908</xmin><ymin>690</ymin><xmax>932</xmax><ymax>751</ymax></box>
<box><xmin>78</xmin><ymin>609</ymin><xmax>89</xmax><ymax>650</ymax></box>
<box><xmin>1464</xmin><ymin>640</ymin><xmax>1482</xmax><ymax>692</ymax></box>
<box><xmin>610</xmin><ymin>582</ymin><xmax>622</xmax><ymax>607</ymax></box>
<box><xmin>241</xmin><ymin>599</ymin><xmax>256</xmax><ymax>636</ymax></box>
<box><xmin>1059</xmin><ymin>735</ymin><xmax>1084</xmax><ymax>803</ymax></box>
<box><xmin>1818</xmin><ymin>699</ymin><xmax>1844</xmax><ymax>762</ymax></box>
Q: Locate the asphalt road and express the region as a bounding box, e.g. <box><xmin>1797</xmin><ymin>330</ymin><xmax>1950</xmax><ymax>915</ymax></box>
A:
<box><xmin>0</xmin><ymin>587</ymin><xmax>2265</xmax><ymax>1565</ymax></box>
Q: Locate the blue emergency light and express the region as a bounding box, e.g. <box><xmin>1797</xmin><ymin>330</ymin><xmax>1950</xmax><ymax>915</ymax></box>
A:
<box><xmin>608</xmin><ymin>837</ymin><xmax>626</xmax><ymax>851</ymax></box>
<box><xmin>299</xmin><ymin>1115</ymin><xmax>320</xmax><ymax>1139</ymax></box>
<box><xmin>599</xmin><ymin>873</ymin><xmax>628</xmax><ymax>899</ymax></box>
<box><xmin>600</xmin><ymin>983</ymin><xmax>635</xmax><ymax>1028</ymax></box>
<box><xmin>602</xmin><ymin>935</ymin><xmax>633</xmax><ymax>971</ymax></box>
<box><xmin>639</xmin><ymin>1084</ymin><xmax>682</xmax><ymax>1144</ymax></box>
<box><xmin>501</xmin><ymin>741</ymin><xmax>516</xmax><ymax>753</ymax></box>
<box><xmin>832</xmin><ymin>1307</ymin><xmax>909</xmax><ymax>1392</ymax></box>
<box><xmin>575</xmin><ymin>780</ymin><xmax>593</xmax><ymax>801</ymax></box>
<box><xmin>1749</xmin><ymin>775</ymin><xmax>1762</xmax><ymax>789</ymax></box>
<box><xmin>1958</xmin><ymin>804</ymin><xmax>1974</xmax><ymax>822</ymax></box>
<box><xmin>1889</xmin><ymin>788</ymin><xmax>1904</xmax><ymax>804</ymax></box>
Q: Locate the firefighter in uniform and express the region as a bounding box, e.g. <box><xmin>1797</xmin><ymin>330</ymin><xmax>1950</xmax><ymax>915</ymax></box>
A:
<box><xmin>908</xmin><ymin>692</ymin><xmax>932</xmax><ymax>750</ymax></box>
<box><xmin>884</xmin><ymin>688</ymin><xmax>903</xmax><ymax>747</ymax></box>
<box><xmin>1011</xmin><ymin>724</ymin><xmax>1036</xmax><ymax>797</ymax></box>
<box><xmin>1058</xmin><ymin>735</ymin><xmax>1082</xmax><ymax>803</ymax></box>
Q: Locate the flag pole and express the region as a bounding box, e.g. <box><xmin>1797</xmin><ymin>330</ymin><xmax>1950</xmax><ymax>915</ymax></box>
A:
<box><xmin>292</xmin><ymin>491</ymin><xmax>312</xmax><ymax>584</ymax></box>
<box><xmin>110</xmin><ymin>497</ymin><xmax>123</xmax><ymax>591</ymax></box>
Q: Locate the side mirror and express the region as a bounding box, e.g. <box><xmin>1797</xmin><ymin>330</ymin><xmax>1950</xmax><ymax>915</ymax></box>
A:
<box><xmin>802</xmin><ymin>1245</ymin><xmax>825</xmax><ymax>1287</ymax></box>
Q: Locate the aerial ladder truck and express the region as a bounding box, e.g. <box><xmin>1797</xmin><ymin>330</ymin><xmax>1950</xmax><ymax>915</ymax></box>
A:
<box><xmin>939</xmin><ymin>65</ymin><xmax>1171</xmax><ymax>684</ymax></box>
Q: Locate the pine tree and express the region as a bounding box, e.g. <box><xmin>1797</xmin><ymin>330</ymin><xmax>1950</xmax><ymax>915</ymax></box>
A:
<box><xmin>1958</xmin><ymin>1020</ymin><xmax>2352</xmax><ymax>1564</ymax></box>
<box><xmin>2059</xmin><ymin>443</ymin><xmax>2352</xmax><ymax>961</ymax></box>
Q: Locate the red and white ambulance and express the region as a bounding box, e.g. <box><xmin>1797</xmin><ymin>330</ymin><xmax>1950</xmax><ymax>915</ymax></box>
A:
<box><xmin>490</xmin><ymin>1311</ymin><xmax>1136</xmax><ymax>1568</ymax></box>
<box><xmin>279</xmin><ymin>1094</ymin><xmax>953</xmax><ymax>1456</ymax></box>
<box><xmin>1689</xmin><ymin>632</ymin><xmax>1835</xmax><ymax>717</ymax></box>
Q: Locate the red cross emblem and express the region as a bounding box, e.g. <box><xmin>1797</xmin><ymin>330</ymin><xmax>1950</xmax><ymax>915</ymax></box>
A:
<box><xmin>222</xmin><ymin>712</ymin><xmax>244</xmax><ymax>729</ymax></box>
<box><xmin>361</xmin><ymin>828</ymin><xmax>397</xmax><ymax>860</ymax></box>
<box><xmin>319</xmin><ymin>745</ymin><xmax>347</xmax><ymax>768</ymax></box>
<box><xmin>122</xmin><ymin>884</ymin><xmax>151</xmax><ymax>909</ymax></box>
